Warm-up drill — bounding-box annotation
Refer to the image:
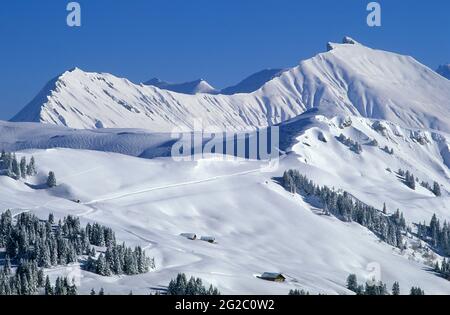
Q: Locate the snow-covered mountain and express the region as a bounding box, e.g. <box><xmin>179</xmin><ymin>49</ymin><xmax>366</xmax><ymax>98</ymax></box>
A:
<box><xmin>11</xmin><ymin>38</ymin><xmax>450</xmax><ymax>133</ymax></box>
<box><xmin>437</xmin><ymin>64</ymin><xmax>450</xmax><ymax>80</ymax></box>
<box><xmin>144</xmin><ymin>78</ymin><xmax>218</xmax><ymax>95</ymax></box>
<box><xmin>3</xmin><ymin>37</ymin><xmax>450</xmax><ymax>295</ymax></box>
<box><xmin>144</xmin><ymin>68</ymin><xmax>286</xmax><ymax>96</ymax></box>
<box><xmin>2</xmin><ymin>111</ymin><xmax>450</xmax><ymax>294</ymax></box>
<box><xmin>220</xmin><ymin>68</ymin><xmax>286</xmax><ymax>95</ymax></box>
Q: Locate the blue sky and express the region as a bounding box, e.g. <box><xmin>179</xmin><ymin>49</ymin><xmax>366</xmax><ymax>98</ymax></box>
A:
<box><xmin>0</xmin><ymin>0</ymin><xmax>448</xmax><ymax>120</ymax></box>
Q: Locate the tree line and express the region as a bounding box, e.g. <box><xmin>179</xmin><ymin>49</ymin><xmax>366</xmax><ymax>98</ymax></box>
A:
<box><xmin>282</xmin><ymin>169</ymin><xmax>449</xmax><ymax>285</ymax></box>
<box><xmin>346</xmin><ymin>274</ymin><xmax>424</xmax><ymax>295</ymax></box>
<box><xmin>398</xmin><ymin>168</ymin><xmax>441</xmax><ymax>196</ymax></box>
<box><xmin>0</xmin><ymin>151</ymin><xmax>36</xmax><ymax>180</ymax></box>
<box><xmin>282</xmin><ymin>170</ymin><xmax>406</xmax><ymax>248</ymax></box>
<box><xmin>85</xmin><ymin>242</ymin><xmax>154</xmax><ymax>276</ymax></box>
<box><xmin>167</xmin><ymin>273</ymin><xmax>220</xmax><ymax>295</ymax></box>
<box><xmin>337</xmin><ymin>134</ymin><xmax>363</xmax><ymax>154</ymax></box>
<box><xmin>417</xmin><ymin>214</ymin><xmax>450</xmax><ymax>256</ymax></box>
<box><xmin>0</xmin><ymin>150</ymin><xmax>58</xmax><ymax>188</ymax></box>
<box><xmin>0</xmin><ymin>210</ymin><xmax>155</xmax><ymax>295</ymax></box>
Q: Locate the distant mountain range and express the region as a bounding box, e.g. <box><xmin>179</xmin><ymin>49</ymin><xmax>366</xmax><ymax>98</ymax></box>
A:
<box><xmin>11</xmin><ymin>37</ymin><xmax>450</xmax><ymax>133</ymax></box>
<box><xmin>144</xmin><ymin>68</ymin><xmax>286</xmax><ymax>96</ymax></box>
<box><xmin>144</xmin><ymin>78</ymin><xmax>219</xmax><ymax>95</ymax></box>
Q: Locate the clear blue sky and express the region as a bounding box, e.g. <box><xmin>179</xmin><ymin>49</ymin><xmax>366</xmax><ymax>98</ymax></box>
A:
<box><xmin>0</xmin><ymin>0</ymin><xmax>448</xmax><ymax>120</ymax></box>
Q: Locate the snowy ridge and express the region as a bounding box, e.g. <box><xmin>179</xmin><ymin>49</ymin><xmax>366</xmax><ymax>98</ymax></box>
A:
<box><xmin>220</xmin><ymin>68</ymin><xmax>287</xmax><ymax>95</ymax></box>
<box><xmin>11</xmin><ymin>38</ymin><xmax>450</xmax><ymax>133</ymax></box>
<box><xmin>144</xmin><ymin>78</ymin><xmax>218</xmax><ymax>95</ymax></box>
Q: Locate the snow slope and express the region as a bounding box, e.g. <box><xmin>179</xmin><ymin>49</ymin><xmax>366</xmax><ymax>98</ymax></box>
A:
<box><xmin>11</xmin><ymin>38</ymin><xmax>450</xmax><ymax>133</ymax></box>
<box><xmin>280</xmin><ymin>114</ymin><xmax>450</xmax><ymax>224</ymax></box>
<box><xmin>220</xmin><ymin>69</ymin><xmax>286</xmax><ymax>95</ymax></box>
<box><xmin>3</xmin><ymin>147</ymin><xmax>450</xmax><ymax>295</ymax></box>
<box><xmin>3</xmin><ymin>110</ymin><xmax>450</xmax><ymax>224</ymax></box>
<box><xmin>2</xmin><ymin>109</ymin><xmax>450</xmax><ymax>295</ymax></box>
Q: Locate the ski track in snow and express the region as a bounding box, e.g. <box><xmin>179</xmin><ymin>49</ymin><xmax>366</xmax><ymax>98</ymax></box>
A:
<box><xmin>83</xmin><ymin>168</ymin><xmax>262</xmax><ymax>205</ymax></box>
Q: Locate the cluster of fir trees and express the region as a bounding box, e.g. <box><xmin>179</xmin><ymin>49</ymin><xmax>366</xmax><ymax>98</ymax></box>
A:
<box><xmin>398</xmin><ymin>169</ymin><xmax>416</xmax><ymax>190</ymax></box>
<box><xmin>346</xmin><ymin>274</ymin><xmax>389</xmax><ymax>295</ymax></box>
<box><xmin>337</xmin><ymin>134</ymin><xmax>363</xmax><ymax>154</ymax></box>
<box><xmin>85</xmin><ymin>243</ymin><xmax>154</xmax><ymax>276</ymax></box>
<box><xmin>1</xmin><ymin>211</ymin><xmax>90</xmax><ymax>267</ymax></box>
<box><xmin>398</xmin><ymin>169</ymin><xmax>441</xmax><ymax>196</ymax></box>
<box><xmin>346</xmin><ymin>274</ymin><xmax>424</xmax><ymax>295</ymax></box>
<box><xmin>417</xmin><ymin>214</ymin><xmax>450</xmax><ymax>256</ymax></box>
<box><xmin>0</xmin><ymin>151</ymin><xmax>37</xmax><ymax>180</ymax></box>
<box><xmin>282</xmin><ymin>170</ymin><xmax>406</xmax><ymax>248</ymax></box>
<box><xmin>0</xmin><ymin>210</ymin><xmax>154</xmax><ymax>278</ymax></box>
<box><xmin>382</xmin><ymin>145</ymin><xmax>394</xmax><ymax>155</ymax></box>
<box><xmin>0</xmin><ymin>259</ymin><xmax>45</xmax><ymax>295</ymax></box>
<box><xmin>0</xmin><ymin>259</ymin><xmax>77</xmax><ymax>296</ymax></box>
<box><xmin>89</xmin><ymin>288</ymin><xmax>106</xmax><ymax>295</ymax></box>
<box><xmin>420</xmin><ymin>181</ymin><xmax>442</xmax><ymax>197</ymax></box>
<box><xmin>288</xmin><ymin>289</ymin><xmax>310</xmax><ymax>295</ymax></box>
<box><xmin>167</xmin><ymin>273</ymin><xmax>220</xmax><ymax>295</ymax></box>
<box><xmin>44</xmin><ymin>276</ymin><xmax>77</xmax><ymax>295</ymax></box>
<box><xmin>433</xmin><ymin>259</ymin><xmax>450</xmax><ymax>280</ymax></box>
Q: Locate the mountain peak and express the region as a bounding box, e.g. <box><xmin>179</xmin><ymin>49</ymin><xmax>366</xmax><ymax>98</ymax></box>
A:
<box><xmin>342</xmin><ymin>36</ymin><xmax>361</xmax><ymax>45</ymax></box>
<box><xmin>327</xmin><ymin>36</ymin><xmax>362</xmax><ymax>51</ymax></box>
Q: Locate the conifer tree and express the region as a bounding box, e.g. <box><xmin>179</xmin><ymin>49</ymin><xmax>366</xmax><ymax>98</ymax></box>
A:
<box><xmin>346</xmin><ymin>274</ymin><xmax>358</xmax><ymax>293</ymax></box>
<box><xmin>45</xmin><ymin>276</ymin><xmax>53</xmax><ymax>295</ymax></box>
<box><xmin>11</xmin><ymin>154</ymin><xmax>20</xmax><ymax>179</ymax></box>
<box><xmin>392</xmin><ymin>282</ymin><xmax>400</xmax><ymax>295</ymax></box>
<box><xmin>47</xmin><ymin>171</ymin><xmax>57</xmax><ymax>188</ymax></box>
<box><xmin>433</xmin><ymin>182</ymin><xmax>442</xmax><ymax>197</ymax></box>
<box><xmin>19</xmin><ymin>157</ymin><xmax>27</xmax><ymax>179</ymax></box>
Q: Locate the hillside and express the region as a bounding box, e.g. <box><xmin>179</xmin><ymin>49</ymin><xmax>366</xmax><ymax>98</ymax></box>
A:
<box><xmin>1</xmin><ymin>145</ymin><xmax>448</xmax><ymax>295</ymax></box>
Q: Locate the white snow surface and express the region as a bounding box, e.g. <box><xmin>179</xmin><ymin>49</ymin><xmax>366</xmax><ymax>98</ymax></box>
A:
<box><xmin>2</xmin><ymin>145</ymin><xmax>448</xmax><ymax>295</ymax></box>
<box><xmin>2</xmin><ymin>111</ymin><xmax>450</xmax><ymax>295</ymax></box>
<box><xmin>11</xmin><ymin>40</ymin><xmax>450</xmax><ymax>133</ymax></box>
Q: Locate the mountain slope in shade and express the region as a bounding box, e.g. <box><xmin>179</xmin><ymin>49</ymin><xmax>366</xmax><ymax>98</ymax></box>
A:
<box><xmin>11</xmin><ymin>38</ymin><xmax>450</xmax><ymax>133</ymax></box>
<box><xmin>220</xmin><ymin>68</ymin><xmax>286</xmax><ymax>95</ymax></box>
<box><xmin>144</xmin><ymin>78</ymin><xmax>218</xmax><ymax>95</ymax></box>
<box><xmin>437</xmin><ymin>64</ymin><xmax>450</xmax><ymax>80</ymax></box>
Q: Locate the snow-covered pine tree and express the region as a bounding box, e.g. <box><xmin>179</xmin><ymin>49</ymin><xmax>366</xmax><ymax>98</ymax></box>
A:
<box><xmin>11</xmin><ymin>154</ymin><xmax>20</xmax><ymax>179</ymax></box>
<box><xmin>433</xmin><ymin>181</ymin><xmax>442</xmax><ymax>197</ymax></box>
<box><xmin>392</xmin><ymin>282</ymin><xmax>400</xmax><ymax>295</ymax></box>
<box><xmin>47</xmin><ymin>171</ymin><xmax>57</xmax><ymax>188</ymax></box>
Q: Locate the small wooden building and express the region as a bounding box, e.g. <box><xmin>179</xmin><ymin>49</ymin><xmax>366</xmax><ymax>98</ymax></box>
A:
<box><xmin>180</xmin><ymin>233</ymin><xmax>197</xmax><ymax>240</ymax></box>
<box><xmin>259</xmin><ymin>273</ymin><xmax>286</xmax><ymax>283</ymax></box>
<box><xmin>200</xmin><ymin>236</ymin><xmax>216</xmax><ymax>243</ymax></box>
